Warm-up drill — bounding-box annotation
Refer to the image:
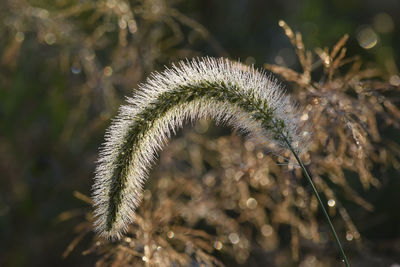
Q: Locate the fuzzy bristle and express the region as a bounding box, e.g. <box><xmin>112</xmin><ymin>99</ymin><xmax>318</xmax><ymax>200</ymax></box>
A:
<box><xmin>92</xmin><ymin>57</ymin><xmax>310</xmax><ymax>239</ymax></box>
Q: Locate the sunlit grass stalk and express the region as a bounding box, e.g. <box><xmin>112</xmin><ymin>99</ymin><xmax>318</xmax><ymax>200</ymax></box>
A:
<box><xmin>92</xmin><ymin>57</ymin><xmax>349</xmax><ymax>265</ymax></box>
<box><xmin>283</xmin><ymin>136</ymin><xmax>350</xmax><ymax>267</ymax></box>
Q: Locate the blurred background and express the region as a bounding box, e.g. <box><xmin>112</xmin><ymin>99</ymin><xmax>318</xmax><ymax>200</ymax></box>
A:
<box><xmin>0</xmin><ymin>0</ymin><xmax>399</xmax><ymax>266</ymax></box>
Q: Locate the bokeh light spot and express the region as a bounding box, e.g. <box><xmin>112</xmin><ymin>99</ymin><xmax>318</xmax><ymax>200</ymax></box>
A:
<box><xmin>261</xmin><ymin>224</ymin><xmax>273</xmax><ymax>237</ymax></box>
<box><xmin>213</xmin><ymin>240</ymin><xmax>223</xmax><ymax>250</ymax></box>
<box><xmin>71</xmin><ymin>64</ymin><xmax>81</xmax><ymax>74</ymax></box>
<box><xmin>356</xmin><ymin>26</ymin><xmax>378</xmax><ymax>49</ymax></box>
<box><xmin>44</xmin><ymin>33</ymin><xmax>56</xmax><ymax>45</ymax></box>
<box><xmin>229</xmin><ymin>233</ymin><xmax>240</xmax><ymax>244</ymax></box>
<box><xmin>346</xmin><ymin>231</ymin><xmax>354</xmax><ymax>241</ymax></box>
<box><xmin>373</xmin><ymin>13</ymin><xmax>394</xmax><ymax>33</ymax></box>
<box><xmin>167</xmin><ymin>231</ymin><xmax>174</xmax><ymax>239</ymax></box>
<box><xmin>104</xmin><ymin>66</ymin><xmax>113</xmax><ymax>77</ymax></box>
<box><xmin>15</xmin><ymin>32</ymin><xmax>25</xmax><ymax>42</ymax></box>
<box><xmin>246</xmin><ymin>198</ymin><xmax>257</xmax><ymax>209</ymax></box>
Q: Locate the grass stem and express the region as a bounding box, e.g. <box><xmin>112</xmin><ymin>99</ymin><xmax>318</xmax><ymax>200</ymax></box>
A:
<box><xmin>283</xmin><ymin>137</ymin><xmax>350</xmax><ymax>267</ymax></box>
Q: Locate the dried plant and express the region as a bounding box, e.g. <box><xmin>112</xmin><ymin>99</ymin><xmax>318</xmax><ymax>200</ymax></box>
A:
<box><xmin>61</xmin><ymin>21</ymin><xmax>400</xmax><ymax>266</ymax></box>
<box><xmin>265</xmin><ymin>20</ymin><xmax>400</xmax><ymax>234</ymax></box>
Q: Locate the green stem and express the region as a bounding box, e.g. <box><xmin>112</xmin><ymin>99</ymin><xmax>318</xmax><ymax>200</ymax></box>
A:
<box><xmin>282</xmin><ymin>136</ymin><xmax>350</xmax><ymax>267</ymax></box>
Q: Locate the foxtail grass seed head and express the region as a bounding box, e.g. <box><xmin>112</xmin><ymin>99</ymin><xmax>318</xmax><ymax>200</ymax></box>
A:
<box><xmin>92</xmin><ymin>57</ymin><xmax>310</xmax><ymax>239</ymax></box>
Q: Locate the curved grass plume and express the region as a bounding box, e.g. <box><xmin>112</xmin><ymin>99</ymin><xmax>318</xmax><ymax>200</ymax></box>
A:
<box><xmin>91</xmin><ymin>57</ymin><xmax>349</xmax><ymax>266</ymax></box>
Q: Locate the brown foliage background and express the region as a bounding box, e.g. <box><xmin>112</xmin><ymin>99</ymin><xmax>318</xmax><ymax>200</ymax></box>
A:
<box><xmin>1</xmin><ymin>0</ymin><xmax>399</xmax><ymax>266</ymax></box>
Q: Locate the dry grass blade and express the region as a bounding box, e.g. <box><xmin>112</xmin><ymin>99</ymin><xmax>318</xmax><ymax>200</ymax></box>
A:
<box><xmin>330</xmin><ymin>34</ymin><xmax>349</xmax><ymax>61</ymax></box>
